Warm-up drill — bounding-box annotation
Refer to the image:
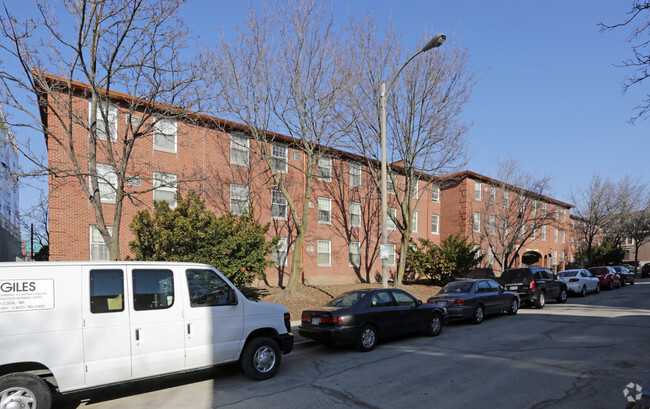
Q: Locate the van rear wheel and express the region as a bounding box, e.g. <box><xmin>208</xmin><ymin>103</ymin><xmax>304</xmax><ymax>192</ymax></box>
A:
<box><xmin>241</xmin><ymin>337</ymin><xmax>281</xmax><ymax>381</ymax></box>
<box><xmin>0</xmin><ymin>373</ymin><xmax>52</xmax><ymax>409</ymax></box>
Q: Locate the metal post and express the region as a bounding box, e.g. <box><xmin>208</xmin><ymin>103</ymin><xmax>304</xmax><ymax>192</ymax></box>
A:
<box><xmin>380</xmin><ymin>81</ymin><xmax>388</xmax><ymax>288</ymax></box>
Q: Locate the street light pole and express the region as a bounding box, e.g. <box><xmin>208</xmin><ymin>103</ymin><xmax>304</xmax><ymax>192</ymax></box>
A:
<box><xmin>380</xmin><ymin>33</ymin><xmax>446</xmax><ymax>289</ymax></box>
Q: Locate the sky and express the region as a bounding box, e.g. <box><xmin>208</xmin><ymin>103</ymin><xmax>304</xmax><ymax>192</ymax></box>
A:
<box><xmin>5</xmin><ymin>0</ymin><xmax>650</xmax><ymax>222</ymax></box>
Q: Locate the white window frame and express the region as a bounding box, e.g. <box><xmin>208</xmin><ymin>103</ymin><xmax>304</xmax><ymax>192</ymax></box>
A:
<box><xmin>271</xmin><ymin>190</ymin><xmax>288</xmax><ymax>220</ymax></box>
<box><xmin>90</xmin><ymin>225</ymin><xmax>114</xmax><ymax>261</ymax></box>
<box><xmin>317</xmin><ymin>240</ymin><xmax>331</xmax><ymax>267</ymax></box>
<box><xmin>473</xmin><ymin>212</ymin><xmax>481</xmax><ymax>233</ymax></box>
<box><xmin>412</xmin><ymin>211</ymin><xmax>418</xmax><ymax>233</ymax></box>
<box><xmin>503</xmin><ymin>191</ymin><xmax>509</xmax><ymax>208</ymax></box>
<box><xmin>350</xmin><ymin>162</ymin><xmax>362</xmax><ymax>188</ymax></box>
<box><xmin>271</xmin><ymin>143</ymin><xmax>288</xmax><ymax>173</ymax></box>
<box><xmin>349</xmin><ymin>241</ymin><xmax>361</xmax><ymax>268</ymax></box>
<box><xmin>554</xmin><ymin>228</ymin><xmax>559</xmax><ymax>243</ymax></box>
<box><xmin>153</xmin><ymin>172</ymin><xmax>177</xmax><ymax>208</ymax></box>
<box><xmin>488</xmin><ymin>247</ymin><xmax>494</xmax><ymax>265</ymax></box>
<box><xmin>431</xmin><ymin>183</ymin><xmax>440</xmax><ymax>202</ymax></box>
<box><xmin>387</xmin><ymin>243</ymin><xmax>396</xmax><ymax>266</ymax></box>
<box><xmin>318</xmin><ymin>197</ymin><xmax>331</xmax><ymax>224</ymax></box>
<box><xmin>431</xmin><ymin>214</ymin><xmax>439</xmax><ymax>235</ymax></box>
<box><xmin>272</xmin><ymin>237</ymin><xmax>288</xmax><ymax>267</ymax></box>
<box><xmin>475</xmin><ymin>181</ymin><xmax>482</xmax><ymax>201</ymax></box>
<box><xmin>489</xmin><ymin>185</ymin><xmax>496</xmax><ymax>205</ymax></box>
<box><xmin>89</xmin><ymin>100</ymin><xmax>117</xmax><ymax>141</ymax></box>
<box><xmin>387</xmin><ymin>207</ymin><xmax>397</xmax><ymax>230</ymax></box>
<box><xmin>318</xmin><ymin>156</ymin><xmax>332</xmax><ymax>182</ymax></box>
<box><xmin>626</xmin><ymin>237</ymin><xmax>634</xmax><ymax>246</ymax></box>
<box><xmin>541</xmin><ymin>225</ymin><xmax>547</xmax><ymax>242</ymax></box>
<box><xmin>230</xmin><ymin>183</ymin><xmax>250</xmax><ymax>215</ymax></box>
<box><xmin>92</xmin><ymin>163</ymin><xmax>117</xmax><ymax>203</ymax></box>
<box><xmin>153</xmin><ymin>117</ymin><xmax>177</xmax><ymax>153</ymax></box>
<box><xmin>532</xmin><ymin>200</ymin><xmax>537</xmax><ymax>215</ymax></box>
<box><xmin>230</xmin><ymin>134</ymin><xmax>250</xmax><ymax>167</ymax></box>
<box><xmin>350</xmin><ymin>202</ymin><xmax>361</xmax><ymax>228</ymax></box>
<box><xmin>412</xmin><ymin>179</ymin><xmax>419</xmax><ymax>199</ymax></box>
<box><xmin>489</xmin><ymin>215</ymin><xmax>495</xmax><ymax>235</ymax></box>
<box><xmin>387</xmin><ymin>172</ymin><xmax>396</xmax><ymax>195</ymax></box>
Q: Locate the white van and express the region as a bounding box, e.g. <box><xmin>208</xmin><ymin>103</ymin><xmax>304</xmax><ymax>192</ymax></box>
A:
<box><xmin>0</xmin><ymin>261</ymin><xmax>294</xmax><ymax>409</ymax></box>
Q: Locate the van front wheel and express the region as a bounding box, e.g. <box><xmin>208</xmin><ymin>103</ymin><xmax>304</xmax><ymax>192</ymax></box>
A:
<box><xmin>241</xmin><ymin>337</ymin><xmax>281</xmax><ymax>381</ymax></box>
<box><xmin>0</xmin><ymin>373</ymin><xmax>52</xmax><ymax>409</ymax></box>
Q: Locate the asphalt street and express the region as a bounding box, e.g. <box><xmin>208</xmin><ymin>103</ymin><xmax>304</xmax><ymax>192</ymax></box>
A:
<box><xmin>57</xmin><ymin>280</ymin><xmax>650</xmax><ymax>409</ymax></box>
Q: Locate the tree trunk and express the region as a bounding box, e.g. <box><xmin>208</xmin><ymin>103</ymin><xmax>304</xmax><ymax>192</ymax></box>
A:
<box><xmin>286</xmin><ymin>228</ymin><xmax>305</xmax><ymax>295</ymax></box>
<box><xmin>395</xmin><ymin>230</ymin><xmax>411</xmax><ymax>287</ymax></box>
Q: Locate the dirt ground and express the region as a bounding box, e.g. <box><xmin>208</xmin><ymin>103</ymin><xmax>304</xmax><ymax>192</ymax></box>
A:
<box><xmin>241</xmin><ymin>282</ymin><xmax>443</xmax><ymax>321</ymax></box>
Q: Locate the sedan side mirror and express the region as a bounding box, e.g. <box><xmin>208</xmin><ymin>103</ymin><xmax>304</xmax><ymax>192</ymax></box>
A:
<box><xmin>414</xmin><ymin>299</ymin><xmax>423</xmax><ymax>308</ymax></box>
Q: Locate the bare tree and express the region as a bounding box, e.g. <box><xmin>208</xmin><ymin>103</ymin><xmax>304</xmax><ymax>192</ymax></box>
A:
<box><xmin>600</xmin><ymin>1</ymin><xmax>650</xmax><ymax>122</ymax></box>
<box><xmin>0</xmin><ymin>0</ymin><xmax>203</xmax><ymax>260</ymax></box>
<box><xmin>341</xmin><ymin>17</ymin><xmax>478</xmax><ymax>287</ymax></box>
<box><xmin>471</xmin><ymin>160</ymin><xmax>560</xmax><ymax>272</ymax></box>
<box><xmin>570</xmin><ymin>174</ymin><xmax>618</xmax><ymax>266</ymax></box>
<box><xmin>207</xmin><ymin>0</ymin><xmax>351</xmax><ymax>295</ymax></box>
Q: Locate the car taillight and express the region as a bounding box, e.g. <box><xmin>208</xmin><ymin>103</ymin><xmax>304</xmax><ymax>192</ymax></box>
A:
<box><xmin>301</xmin><ymin>314</ymin><xmax>309</xmax><ymax>323</ymax></box>
<box><xmin>453</xmin><ymin>299</ymin><xmax>465</xmax><ymax>305</ymax></box>
<box><xmin>569</xmin><ymin>278</ymin><xmax>579</xmax><ymax>282</ymax></box>
<box><xmin>319</xmin><ymin>316</ymin><xmax>342</xmax><ymax>324</ymax></box>
<box><xmin>529</xmin><ymin>280</ymin><xmax>536</xmax><ymax>290</ymax></box>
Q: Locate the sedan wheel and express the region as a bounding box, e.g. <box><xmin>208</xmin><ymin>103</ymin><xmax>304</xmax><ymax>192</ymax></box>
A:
<box><xmin>355</xmin><ymin>325</ymin><xmax>377</xmax><ymax>352</ymax></box>
<box><xmin>507</xmin><ymin>298</ymin><xmax>519</xmax><ymax>315</ymax></box>
<box><xmin>471</xmin><ymin>305</ymin><xmax>484</xmax><ymax>324</ymax></box>
<box><xmin>595</xmin><ymin>283</ymin><xmax>600</xmax><ymax>294</ymax></box>
<box><xmin>557</xmin><ymin>288</ymin><xmax>568</xmax><ymax>303</ymax></box>
<box><xmin>426</xmin><ymin>313</ymin><xmax>442</xmax><ymax>337</ymax></box>
<box><xmin>609</xmin><ymin>281</ymin><xmax>614</xmax><ymax>290</ymax></box>
<box><xmin>580</xmin><ymin>285</ymin><xmax>587</xmax><ymax>297</ymax></box>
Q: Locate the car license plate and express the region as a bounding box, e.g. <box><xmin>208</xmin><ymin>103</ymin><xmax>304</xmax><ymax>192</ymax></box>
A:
<box><xmin>508</xmin><ymin>286</ymin><xmax>517</xmax><ymax>291</ymax></box>
<box><xmin>436</xmin><ymin>301</ymin><xmax>447</xmax><ymax>307</ymax></box>
<box><xmin>311</xmin><ymin>317</ymin><xmax>320</xmax><ymax>325</ymax></box>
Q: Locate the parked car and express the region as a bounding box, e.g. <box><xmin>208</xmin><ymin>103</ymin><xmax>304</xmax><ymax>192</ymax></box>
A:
<box><xmin>498</xmin><ymin>266</ymin><xmax>568</xmax><ymax>309</ymax></box>
<box><xmin>426</xmin><ymin>279</ymin><xmax>519</xmax><ymax>324</ymax></box>
<box><xmin>612</xmin><ymin>265</ymin><xmax>635</xmax><ymax>285</ymax></box>
<box><xmin>556</xmin><ymin>269</ymin><xmax>600</xmax><ymax>296</ymax></box>
<box><xmin>643</xmin><ymin>263</ymin><xmax>650</xmax><ymax>279</ymax></box>
<box><xmin>299</xmin><ymin>288</ymin><xmax>448</xmax><ymax>352</ymax></box>
<box><xmin>587</xmin><ymin>266</ymin><xmax>621</xmax><ymax>290</ymax></box>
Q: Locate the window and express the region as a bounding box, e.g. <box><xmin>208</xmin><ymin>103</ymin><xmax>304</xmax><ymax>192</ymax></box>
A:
<box><xmin>153</xmin><ymin>172</ymin><xmax>177</xmax><ymax>208</ymax></box>
<box><xmin>519</xmin><ymin>223</ymin><xmax>525</xmax><ymax>238</ymax></box>
<box><xmin>350</xmin><ymin>202</ymin><xmax>361</xmax><ymax>227</ymax></box>
<box><xmin>272</xmin><ymin>237</ymin><xmax>288</xmax><ymax>267</ymax></box>
<box><xmin>473</xmin><ymin>212</ymin><xmax>481</xmax><ymax>233</ymax></box>
<box><xmin>387</xmin><ymin>172</ymin><xmax>396</xmax><ymax>195</ymax></box>
<box><xmin>531</xmin><ymin>224</ymin><xmax>536</xmax><ymax>240</ymax></box>
<box><xmin>503</xmin><ymin>191</ymin><xmax>509</xmax><ymax>208</ymax></box>
<box><xmin>89</xmin><ymin>100</ymin><xmax>117</xmax><ymax>141</ymax></box>
<box><xmin>153</xmin><ymin>117</ymin><xmax>177</xmax><ymax>152</ymax></box>
<box><xmin>318</xmin><ymin>156</ymin><xmax>332</xmax><ymax>181</ymax></box>
<box><xmin>555</xmin><ymin>207</ymin><xmax>559</xmax><ymax>220</ymax></box>
<box><xmin>571</xmin><ymin>237</ymin><xmax>575</xmax><ymax>248</ymax></box>
<box><xmin>393</xmin><ymin>291</ymin><xmax>417</xmax><ymax>307</ymax></box>
<box><xmin>542</xmin><ymin>202</ymin><xmax>547</xmax><ymax>216</ymax></box>
<box><xmin>90</xmin><ymin>226</ymin><xmax>113</xmax><ymax>261</ymax></box>
<box><xmin>532</xmin><ymin>200</ymin><xmax>537</xmax><ymax>215</ymax></box>
<box><xmin>318</xmin><ymin>197</ymin><xmax>331</xmax><ymax>224</ymax></box>
<box><xmin>626</xmin><ymin>237</ymin><xmax>634</xmax><ymax>246</ymax></box>
<box><xmin>553</xmin><ymin>251</ymin><xmax>558</xmax><ymax>266</ymax></box>
<box><xmin>412</xmin><ymin>212</ymin><xmax>418</xmax><ymax>233</ymax></box>
<box><xmin>350</xmin><ymin>163</ymin><xmax>362</xmax><ymax>188</ymax></box>
<box><xmin>317</xmin><ymin>240</ymin><xmax>331</xmax><ymax>266</ymax></box>
<box><xmin>488</xmin><ymin>247</ymin><xmax>494</xmax><ymax>265</ymax></box>
<box><xmin>186</xmin><ymin>269</ymin><xmax>234</xmax><ymax>307</ymax></box>
<box><xmin>431</xmin><ymin>183</ymin><xmax>440</xmax><ymax>202</ymax></box>
<box><xmin>489</xmin><ymin>185</ymin><xmax>496</xmax><ymax>204</ymax></box>
<box><xmin>387</xmin><ymin>207</ymin><xmax>397</xmax><ymax>230</ymax></box>
<box><xmin>431</xmin><ymin>214</ymin><xmax>439</xmax><ymax>235</ymax></box>
<box><xmin>387</xmin><ymin>244</ymin><xmax>396</xmax><ymax>266</ymax></box>
<box><xmin>90</xmin><ymin>269</ymin><xmax>124</xmax><ymax>313</ymax></box>
<box><xmin>132</xmin><ymin>269</ymin><xmax>174</xmax><ymax>310</ymax></box>
<box><xmin>271</xmin><ymin>190</ymin><xmax>287</xmax><ymax>220</ymax></box>
<box><xmin>564</xmin><ymin>209</ymin><xmax>568</xmax><ymax>222</ymax></box>
<box><xmin>93</xmin><ymin>163</ymin><xmax>117</xmax><ymax>203</ymax></box>
<box><xmin>489</xmin><ymin>215</ymin><xmax>495</xmax><ymax>235</ymax></box>
<box><xmin>519</xmin><ymin>196</ymin><xmax>526</xmax><ymax>213</ymax></box>
<box><xmin>561</xmin><ymin>251</ymin><xmax>565</xmax><ymax>263</ymax></box>
<box><xmin>271</xmin><ymin>144</ymin><xmax>288</xmax><ymax>173</ymax></box>
<box><xmin>475</xmin><ymin>181</ymin><xmax>482</xmax><ymax>201</ymax></box>
<box><xmin>349</xmin><ymin>242</ymin><xmax>360</xmax><ymax>267</ymax></box>
<box><xmin>541</xmin><ymin>225</ymin><xmax>547</xmax><ymax>241</ymax></box>
<box><xmin>371</xmin><ymin>291</ymin><xmax>395</xmax><ymax>308</ymax></box>
<box><xmin>230</xmin><ymin>134</ymin><xmax>250</xmax><ymax>167</ymax></box>
<box><xmin>412</xmin><ymin>179</ymin><xmax>419</xmax><ymax>199</ymax></box>
<box><xmin>230</xmin><ymin>184</ymin><xmax>249</xmax><ymax>215</ymax></box>
<box><xmin>555</xmin><ymin>228</ymin><xmax>558</xmax><ymax>243</ymax></box>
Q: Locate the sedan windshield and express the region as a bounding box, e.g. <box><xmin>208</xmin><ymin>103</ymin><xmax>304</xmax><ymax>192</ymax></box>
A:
<box><xmin>325</xmin><ymin>291</ymin><xmax>365</xmax><ymax>307</ymax></box>
<box><xmin>440</xmin><ymin>282</ymin><xmax>473</xmax><ymax>294</ymax></box>
<box><xmin>557</xmin><ymin>271</ymin><xmax>577</xmax><ymax>278</ymax></box>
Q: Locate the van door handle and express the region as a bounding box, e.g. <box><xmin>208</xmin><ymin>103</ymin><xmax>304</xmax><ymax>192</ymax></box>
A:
<box><xmin>135</xmin><ymin>329</ymin><xmax>140</xmax><ymax>341</ymax></box>
<box><xmin>187</xmin><ymin>323</ymin><xmax>192</xmax><ymax>335</ymax></box>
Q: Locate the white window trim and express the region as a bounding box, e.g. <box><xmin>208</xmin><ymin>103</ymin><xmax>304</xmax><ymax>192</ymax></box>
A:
<box><xmin>475</xmin><ymin>181</ymin><xmax>482</xmax><ymax>201</ymax></box>
<box><xmin>473</xmin><ymin>212</ymin><xmax>481</xmax><ymax>233</ymax></box>
<box><xmin>153</xmin><ymin>171</ymin><xmax>177</xmax><ymax>209</ymax></box>
<box><xmin>431</xmin><ymin>183</ymin><xmax>440</xmax><ymax>203</ymax></box>
<box><xmin>388</xmin><ymin>207</ymin><xmax>397</xmax><ymax>230</ymax></box>
<box><xmin>90</xmin><ymin>225</ymin><xmax>114</xmax><ymax>261</ymax></box>
<box><xmin>318</xmin><ymin>156</ymin><xmax>332</xmax><ymax>182</ymax></box>
<box><xmin>153</xmin><ymin>116</ymin><xmax>177</xmax><ymax>153</ymax></box>
<box><xmin>271</xmin><ymin>190</ymin><xmax>288</xmax><ymax>220</ymax></box>
<box><xmin>272</xmin><ymin>237</ymin><xmax>288</xmax><ymax>267</ymax></box>
<box><xmin>541</xmin><ymin>225</ymin><xmax>547</xmax><ymax>242</ymax></box>
<box><xmin>350</xmin><ymin>162</ymin><xmax>362</xmax><ymax>188</ymax></box>
<box><xmin>317</xmin><ymin>240</ymin><xmax>331</xmax><ymax>267</ymax></box>
<box><xmin>271</xmin><ymin>143</ymin><xmax>288</xmax><ymax>173</ymax></box>
<box><xmin>488</xmin><ymin>215</ymin><xmax>495</xmax><ymax>235</ymax></box>
<box><xmin>318</xmin><ymin>197</ymin><xmax>332</xmax><ymax>224</ymax></box>
<box><xmin>91</xmin><ymin>163</ymin><xmax>117</xmax><ymax>204</ymax></box>
<box><xmin>412</xmin><ymin>211</ymin><xmax>418</xmax><ymax>233</ymax></box>
<box><xmin>350</xmin><ymin>201</ymin><xmax>361</xmax><ymax>228</ymax></box>
<box><xmin>89</xmin><ymin>100</ymin><xmax>118</xmax><ymax>141</ymax></box>
<box><xmin>230</xmin><ymin>134</ymin><xmax>250</xmax><ymax>167</ymax></box>
<box><xmin>431</xmin><ymin>214</ymin><xmax>439</xmax><ymax>235</ymax></box>
<box><xmin>387</xmin><ymin>243</ymin><xmax>396</xmax><ymax>267</ymax></box>
<box><xmin>349</xmin><ymin>241</ymin><xmax>361</xmax><ymax>268</ymax></box>
<box><xmin>230</xmin><ymin>183</ymin><xmax>250</xmax><ymax>215</ymax></box>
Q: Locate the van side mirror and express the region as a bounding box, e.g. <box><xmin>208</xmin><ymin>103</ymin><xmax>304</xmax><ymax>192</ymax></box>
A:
<box><xmin>227</xmin><ymin>288</ymin><xmax>238</xmax><ymax>305</ymax></box>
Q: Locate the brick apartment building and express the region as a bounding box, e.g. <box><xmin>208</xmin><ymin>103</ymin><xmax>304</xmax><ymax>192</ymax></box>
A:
<box><xmin>42</xmin><ymin>74</ymin><xmax>576</xmax><ymax>285</ymax></box>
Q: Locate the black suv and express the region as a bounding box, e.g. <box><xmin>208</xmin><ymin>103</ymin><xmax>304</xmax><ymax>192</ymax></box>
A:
<box><xmin>499</xmin><ymin>267</ymin><xmax>568</xmax><ymax>309</ymax></box>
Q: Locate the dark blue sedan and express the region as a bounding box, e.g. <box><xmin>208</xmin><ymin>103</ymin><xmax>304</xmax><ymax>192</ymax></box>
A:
<box><xmin>299</xmin><ymin>288</ymin><xmax>448</xmax><ymax>352</ymax></box>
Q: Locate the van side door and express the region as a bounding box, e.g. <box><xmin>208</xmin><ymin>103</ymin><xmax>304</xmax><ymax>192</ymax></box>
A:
<box><xmin>81</xmin><ymin>266</ymin><xmax>132</xmax><ymax>386</ymax></box>
<box><xmin>128</xmin><ymin>266</ymin><xmax>186</xmax><ymax>378</ymax></box>
<box><xmin>183</xmin><ymin>267</ymin><xmax>244</xmax><ymax>367</ymax></box>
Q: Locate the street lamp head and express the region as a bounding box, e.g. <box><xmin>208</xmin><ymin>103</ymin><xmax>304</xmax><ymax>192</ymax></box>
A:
<box><xmin>421</xmin><ymin>33</ymin><xmax>446</xmax><ymax>52</ymax></box>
